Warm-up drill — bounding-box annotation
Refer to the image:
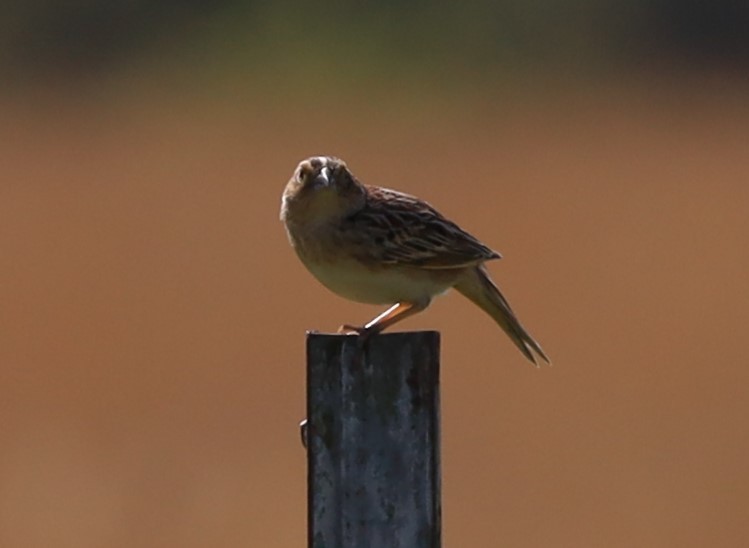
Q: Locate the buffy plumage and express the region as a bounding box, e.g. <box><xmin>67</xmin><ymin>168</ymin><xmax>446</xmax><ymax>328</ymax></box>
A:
<box><xmin>280</xmin><ymin>156</ymin><xmax>549</xmax><ymax>365</ymax></box>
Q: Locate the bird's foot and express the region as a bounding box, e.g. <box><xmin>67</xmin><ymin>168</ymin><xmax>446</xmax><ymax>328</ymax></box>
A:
<box><xmin>337</xmin><ymin>324</ymin><xmax>380</xmax><ymax>355</ymax></box>
<box><xmin>337</xmin><ymin>324</ymin><xmax>368</xmax><ymax>335</ymax></box>
<box><xmin>337</xmin><ymin>323</ymin><xmax>381</xmax><ymax>342</ymax></box>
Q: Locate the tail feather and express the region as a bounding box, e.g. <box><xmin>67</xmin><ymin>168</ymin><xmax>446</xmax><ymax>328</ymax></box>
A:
<box><xmin>454</xmin><ymin>265</ymin><xmax>550</xmax><ymax>366</ymax></box>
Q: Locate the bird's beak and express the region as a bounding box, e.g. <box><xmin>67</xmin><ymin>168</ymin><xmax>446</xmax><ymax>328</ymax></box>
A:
<box><xmin>312</xmin><ymin>167</ymin><xmax>330</xmax><ymax>188</ymax></box>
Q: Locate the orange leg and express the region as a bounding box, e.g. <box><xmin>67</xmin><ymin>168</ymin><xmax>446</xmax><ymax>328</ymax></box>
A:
<box><xmin>338</xmin><ymin>301</ymin><xmax>429</xmax><ymax>336</ymax></box>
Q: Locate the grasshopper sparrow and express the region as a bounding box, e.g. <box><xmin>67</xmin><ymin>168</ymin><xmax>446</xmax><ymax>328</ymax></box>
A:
<box><xmin>280</xmin><ymin>156</ymin><xmax>549</xmax><ymax>365</ymax></box>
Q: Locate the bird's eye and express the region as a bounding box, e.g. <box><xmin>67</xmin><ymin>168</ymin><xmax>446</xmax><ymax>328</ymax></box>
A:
<box><xmin>298</xmin><ymin>167</ymin><xmax>308</xmax><ymax>182</ymax></box>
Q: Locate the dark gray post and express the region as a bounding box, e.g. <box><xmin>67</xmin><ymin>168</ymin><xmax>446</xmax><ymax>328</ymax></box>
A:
<box><xmin>307</xmin><ymin>331</ymin><xmax>441</xmax><ymax>548</ymax></box>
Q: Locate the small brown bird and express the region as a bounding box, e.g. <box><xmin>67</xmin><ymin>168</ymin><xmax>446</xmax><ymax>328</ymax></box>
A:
<box><xmin>280</xmin><ymin>156</ymin><xmax>549</xmax><ymax>365</ymax></box>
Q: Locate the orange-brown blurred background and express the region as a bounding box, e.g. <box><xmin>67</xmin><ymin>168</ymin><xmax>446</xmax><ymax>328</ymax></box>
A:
<box><xmin>2</xmin><ymin>2</ymin><xmax>749</xmax><ymax>546</ymax></box>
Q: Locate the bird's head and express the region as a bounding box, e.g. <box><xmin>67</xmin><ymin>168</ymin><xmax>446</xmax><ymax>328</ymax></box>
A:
<box><xmin>280</xmin><ymin>156</ymin><xmax>365</xmax><ymax>224</ymax></box>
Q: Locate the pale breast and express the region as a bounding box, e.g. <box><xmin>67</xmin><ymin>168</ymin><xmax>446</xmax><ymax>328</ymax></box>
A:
<box><xmin>286</xmin><ymin>218</ymin><xmax>460</xmax><ymax>304</ymax></box>
<box><xmin>302</xmin><ymin>257</ymin><xmax>457</xmax><ymax>305</ymax></box>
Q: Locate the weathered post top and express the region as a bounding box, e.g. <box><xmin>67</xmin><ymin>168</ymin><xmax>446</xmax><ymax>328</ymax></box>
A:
<box><xmin>306</xmin><ymin>331</ymin><xmax>441</xmax><ymax>548</ymax></box>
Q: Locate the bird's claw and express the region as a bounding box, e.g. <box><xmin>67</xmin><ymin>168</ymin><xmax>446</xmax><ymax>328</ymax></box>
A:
<box><xmin>300</xmin><ymin>419</ymin><xmax>308</xmax><ymax>449</ymax></box>
<box><xmin>337</xmin><ymin>324</ymin><xmax>368</xmax><ymax>335</ymax></box>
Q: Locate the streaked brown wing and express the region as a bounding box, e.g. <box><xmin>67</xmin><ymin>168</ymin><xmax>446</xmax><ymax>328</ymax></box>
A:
<box><xmin>340</xmin><ymin>186</ymin><xmax>501</xmax><ymax>269</ymax></box>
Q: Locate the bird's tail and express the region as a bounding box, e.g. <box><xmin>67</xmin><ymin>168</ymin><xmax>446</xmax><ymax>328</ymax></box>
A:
<box><xmin>454</xmin><ymin>265</ymin><xmax>550</xmax><ymax>366</ymax></box>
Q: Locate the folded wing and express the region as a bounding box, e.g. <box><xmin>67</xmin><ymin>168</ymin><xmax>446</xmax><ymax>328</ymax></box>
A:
<box><xmin>341</xmin><ymin>186</ymin><xmax>501</xmax><ymax>269</ymax></box>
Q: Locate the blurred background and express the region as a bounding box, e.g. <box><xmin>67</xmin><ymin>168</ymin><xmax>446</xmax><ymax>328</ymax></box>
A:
<box><xmin>1</xmin><ymin>1</ymin><xmax>748</xmax><ymax>546</ymax></box>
